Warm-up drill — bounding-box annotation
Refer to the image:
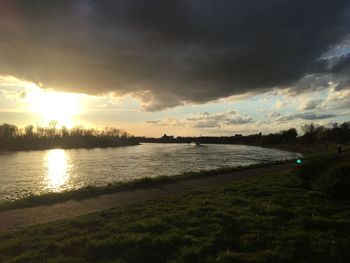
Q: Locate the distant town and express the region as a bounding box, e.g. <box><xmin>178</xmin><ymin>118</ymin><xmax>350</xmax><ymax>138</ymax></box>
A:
<box><xmin>136</xmin><ymin>122</ymin><xmax>350</xmax><ymax>146</ymax></box>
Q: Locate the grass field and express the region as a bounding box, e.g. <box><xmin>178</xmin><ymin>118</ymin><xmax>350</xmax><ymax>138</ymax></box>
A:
<box><xmin>0</xmin><ymin>150</ymin><xmax>349</xmax><ymax>262</ymax></box>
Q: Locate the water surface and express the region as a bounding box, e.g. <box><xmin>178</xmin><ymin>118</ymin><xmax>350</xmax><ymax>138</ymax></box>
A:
<box><xmin>0</xmin><ymin>143</ymin><xmax>300</xmax><ymax>202</ymax></box>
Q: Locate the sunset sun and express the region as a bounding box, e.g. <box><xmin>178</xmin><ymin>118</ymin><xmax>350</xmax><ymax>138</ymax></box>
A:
<box><xmin>26</xmin><ymin>87</ymin><xmax>82</xmax><ymax>127</ymax></box>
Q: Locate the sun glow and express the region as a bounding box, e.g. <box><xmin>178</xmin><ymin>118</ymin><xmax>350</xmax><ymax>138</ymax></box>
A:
<box><xmin>46</xmin><ymin>149</ymin><xmax>70</xmax><ymax>191</ymax></box>
<box><xmin>26</xmin><ymin>87</ymin><xmax>82</xmax><ymax>127</ymax></box>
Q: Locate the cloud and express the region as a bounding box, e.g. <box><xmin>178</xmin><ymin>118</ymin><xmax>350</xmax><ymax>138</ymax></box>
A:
<box><xmin>324</xmin><ymin>86</ymin><xmax>350</xmax><ymax>110</ymax></box>
<box><xmin>150</xmin><ymin>117</ymin><xmax>184</xmax><ymax>127</ymax></box>
<box><xmin>298</xmin><ymin>99</ymin><xmax>323</xmax><ymax>111</ymax></box>
<box><xmin>149</xmin><ymin>110</ymin><xmax>254</xmax><ymax>129</ymax></box>
<box><xmin>0</xmin><ymin>75</ymin><xmax>30</xmax><ymax>100</ymax></box>
<box><xmin>277</xmin><ymin>112</ymin><xmax>336</xmax><ymax>122</ymax></box>
<box><xmin>146</xmin><ymin>120</ymin><xmax>162</xmax><ymax>125</ymax></box>
<box><xmin>269</xmin><ymin>111</ymin><xmax>282</xmax><ymax>118</ymax></box>
<box><xmin>256</xmin><ymin>108</ymin><xmax>282</xmax><ymax>118</ymax></box>
<box><xmin>274</xmin><ymin>100</ymin><xmax>287</xmax><ymax>110</ymax></box>
<box><xmin>186</xmin><ymin>111</ymin><xmax>253</xmax><ymax>128</ymax></box>
<box><xmin>1</xmin><ymin>0</ymin><xmax>350</xmax><ymax>110</ymax></box>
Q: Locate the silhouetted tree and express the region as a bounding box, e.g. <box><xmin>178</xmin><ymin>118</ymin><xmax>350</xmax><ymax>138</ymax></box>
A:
<box><xmin>301</xmin><ymin>123</ymin><xmax>317</xmax><ymax>144</ymax></box>
<box><xmin>280</xmin><ymin>128</ymin><xmax>298</xmax><ymax>143</ymax></box>
<box><xmin>24</xmin><ymin>125</ymin><xmax>34</xmax><ymax>137</ymax></box>
<box><xmin>0</xmin><ymin>124</ymin><xmax>18</xmax><ymax>139</ymax></box>
<box><xmin>0</xmin><ymin>122</ymin><xmax>136</xmax><ymax>151</ymax></box>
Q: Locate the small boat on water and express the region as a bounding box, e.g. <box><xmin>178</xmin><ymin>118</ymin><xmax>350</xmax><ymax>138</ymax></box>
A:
<box><xmin>190</xmin><ymin>141</ymin><xmax>201</xmax><ymax>146</ymax></box>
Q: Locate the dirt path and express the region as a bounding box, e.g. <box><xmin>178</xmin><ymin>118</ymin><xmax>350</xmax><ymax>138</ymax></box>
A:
<box><xmin>0</xmin><ymin>162</ymin><xmax>294</xmax><ymax>233</ymax></box>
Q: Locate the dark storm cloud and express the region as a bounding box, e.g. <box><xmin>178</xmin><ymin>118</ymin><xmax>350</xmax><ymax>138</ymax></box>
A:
<box><xmin>328</xmin><ymin>53</ymin><xmax>350</xmax><ymax>90</ymax></box>
<box><xmin>0</xmin><ymin>0</ymin><xmax>350</xmax><ymax>110</ymax></box>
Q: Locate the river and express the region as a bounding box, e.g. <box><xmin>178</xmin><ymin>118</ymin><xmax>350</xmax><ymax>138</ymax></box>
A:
<box><xmin>0</xmin><ymin>143</ymin><xmax>301</xmax><ymax>202</ymax></box>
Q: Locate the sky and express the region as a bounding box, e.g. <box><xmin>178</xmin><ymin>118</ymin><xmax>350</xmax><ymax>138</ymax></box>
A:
<box><xmin>0</xmin><ymin>0</ymin><xmax>350</xmax><ymax>137</ymax></box>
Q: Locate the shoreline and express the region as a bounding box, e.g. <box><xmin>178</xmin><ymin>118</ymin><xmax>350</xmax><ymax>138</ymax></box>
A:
<box><xmin>1</xmin><ymin>151</ymin><xmax>349</xmax><ymax>261</ymax></box>
<box><xmin>0</xmin><ymin>140</ymin><xmax>324</xmax><ymax>154</ymax></box>
<box><xmin>2</xmin><ymin>142</ymin><xmax>341</xmax><ymax>211</ymax></box>
<box><xmin>0</xmin><ymin>161</ymin><xmax>297</xmax><ymax>232</ymax></box>
<box><xmin>0</xmin><ymin>141</ymin><xmax>140</xmax><ymax>153</ymax></box>
<box><xmin>0</xmin><ymin>143</ymin><xmax>318</xmax><ymax>211</ymax></box>
<box><xmin>0</xmin><ymin>158</ymin><xmax>299</xmax><ymax>211</ymax></box>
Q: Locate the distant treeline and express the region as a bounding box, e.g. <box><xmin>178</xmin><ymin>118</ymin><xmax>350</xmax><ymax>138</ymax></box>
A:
<box><xmin>0</xmin><ymin>121</ymin><xmax>138</xmax><ymax>151</ymax></box>
<box><xmin>1</xmin><ymin>121</ymin><xmax>349</xmax><ymax>151</ymax></box>
<box><xmin>136</xmin><ymin>122</ymin><xmax>350</xmax><ymax>146</ymax></box>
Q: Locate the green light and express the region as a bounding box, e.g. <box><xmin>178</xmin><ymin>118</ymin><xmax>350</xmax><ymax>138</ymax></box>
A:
<box><xmin>296</xmin><ymin>159</ymin><xmax>302</xmax><ymax>164</ymax></box>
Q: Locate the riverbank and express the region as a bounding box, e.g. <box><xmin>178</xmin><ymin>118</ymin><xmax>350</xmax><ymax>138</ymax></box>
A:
<box><xmin>0</xmin><ymin>143</ymin><xmax>301</xmax><ymax>210</ymax></box>
<box><xmin>0</xmin><ymin>143</ymin><xmax>345</xmax><ymax>212</ymax></box>
<box><xmin>0</xmin><ymin>159</ymin><xmax>297</xmax><ymax>211</ymax></box>
<box><xmin>0</xmin><ymin>140</ymin><xmax>139</xmax><ymax>152</ymax></box>
<box><xmin>0</xmin><ymin>150</ymin><xmax>349</xmax><ymax>262</ymax></box>
<box><xmin>0</xmin><ymin>162</ymin><xmax>295</xmax><ymax>232</ymax></box>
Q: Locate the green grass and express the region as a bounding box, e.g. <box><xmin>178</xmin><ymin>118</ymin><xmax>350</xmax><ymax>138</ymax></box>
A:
<box><xmin>0</xmin><ymin>159</ymin><xmax>294</xmax><ymax>211</ymax></box>
<box><xmin>0</xmin><ymin>153</ymin><xmax>349</xmax><ymax>262</ymax></box>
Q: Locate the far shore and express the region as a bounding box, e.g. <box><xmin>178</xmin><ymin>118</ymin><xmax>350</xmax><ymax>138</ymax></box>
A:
<box><xmin>0</xmin><ymin>137</ymin><xmax>344</xmax><ymax>156</ymax></box>
<box><xmin>0</xmin><ymin>141</ymin><xmax>140</xmax><ymax>153</ymax></box>
<box><xmin>0</xmin><ymin>140</ymin><xmax>307</xmax><ymax>154</ymax></box>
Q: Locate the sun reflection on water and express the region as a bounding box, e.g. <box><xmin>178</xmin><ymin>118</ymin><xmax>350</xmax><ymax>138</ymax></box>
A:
<box><xmin>45</xmin><ymin>149</ymin><xmax>70</xmax><ymax>191</ymax></box>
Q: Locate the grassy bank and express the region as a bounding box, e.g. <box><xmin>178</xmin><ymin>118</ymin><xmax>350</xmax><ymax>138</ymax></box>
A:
<box><xmin>258</xmin><ymin>142</ymin><xmax>348</xmax><ymax>157</ymax></box>
<box><xmin>0</xmin><ymin>151</ymin><xmax>349</xmax><ymax>262</ymax></box>
<box><xmin>0</xmin><ymin>159</ymin><xmax>295</xmax><ymax>211</ymax></box>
